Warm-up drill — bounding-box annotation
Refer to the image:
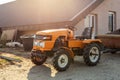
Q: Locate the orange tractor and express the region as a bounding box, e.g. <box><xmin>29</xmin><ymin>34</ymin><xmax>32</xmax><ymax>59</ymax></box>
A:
<box><xmin>31</xmin><ymin>28</ymin><xmax>103</xmax><ymax>71</ymax></box>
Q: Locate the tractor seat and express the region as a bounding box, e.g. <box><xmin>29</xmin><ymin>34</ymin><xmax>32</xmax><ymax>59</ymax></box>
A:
<box><xmin>76</xmin><ymin>27</ymin><xmax>93</xmax><ymax>40</ymax></box>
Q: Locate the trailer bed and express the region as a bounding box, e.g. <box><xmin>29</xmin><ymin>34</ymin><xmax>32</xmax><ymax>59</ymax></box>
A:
<box><xmin>98</xmin><ymin>34</ymin><xmax>120</xmax><ymax>49</ymax></box>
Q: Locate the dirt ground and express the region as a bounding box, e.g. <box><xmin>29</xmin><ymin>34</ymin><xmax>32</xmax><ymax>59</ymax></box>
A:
<box><xmin>0</xmin><ymin>48</ymin><xmax>120</xmax><ymax>80</ymax></box>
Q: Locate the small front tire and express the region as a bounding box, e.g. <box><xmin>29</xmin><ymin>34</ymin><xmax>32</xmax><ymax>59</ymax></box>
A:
<box><xmin>31</xmin><ymin>54</ymin><xmax>47</xmax><ymax>65</ymax></box>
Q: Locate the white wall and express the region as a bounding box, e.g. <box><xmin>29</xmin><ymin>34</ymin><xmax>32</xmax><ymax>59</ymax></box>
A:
<box><xmin>75</xmin><ymin>0</ymin><xmax>120</xmax><ymax>35</ymax></box>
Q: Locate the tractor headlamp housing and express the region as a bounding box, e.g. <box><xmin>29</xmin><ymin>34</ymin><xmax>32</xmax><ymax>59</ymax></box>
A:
<box><xmin>33</xmin><ymin>35</ymin><xmax>52</xmax><ymax>48</ymax></box>
<box><xmin>34</xmin><ymin>35</ymin><xmax>52</xmax><ymax>41</ymax></box>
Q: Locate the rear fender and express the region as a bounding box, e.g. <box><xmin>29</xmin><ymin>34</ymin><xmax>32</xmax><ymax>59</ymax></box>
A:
<box><xmin>83</xmin><ymin>39</ymin><xmax>104</xmax><ymax>50</ymax></box>
<box><xmin>83</xmin><ymin>39</ymin><xmax>102</xmax><ymax>44</ymax></box>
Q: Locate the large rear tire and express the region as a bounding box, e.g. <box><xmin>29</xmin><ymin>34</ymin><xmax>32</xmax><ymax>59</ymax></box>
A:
<box><xmin>83</xmin><ymin>43</ymin><xmax>101</xmax><ymax>66</ymax></box>
<box><xmin>53</xmin><ymin>49</ymin><xmax>71</xmax><ymax>71</ymax></box>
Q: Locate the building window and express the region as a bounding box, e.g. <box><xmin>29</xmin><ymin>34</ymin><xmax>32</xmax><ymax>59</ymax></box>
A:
<box><xmin>108</xmin><ymin>11</ymin><xmax>116</xmax><ymax>32</ymax></box>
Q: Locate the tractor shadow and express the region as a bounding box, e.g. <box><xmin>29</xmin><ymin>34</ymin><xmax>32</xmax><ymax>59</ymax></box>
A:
<box><xmin>27</xmin><ymin>53</ymin><xmax>120</xmax><ymax>80</ymax></box>
<box><xmin>27</xmin><ymin>57</ymin><xmax>93</xmax><ymax>80</ymax></box>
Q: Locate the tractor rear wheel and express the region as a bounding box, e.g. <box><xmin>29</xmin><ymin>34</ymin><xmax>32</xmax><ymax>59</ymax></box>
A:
<box><xmin>53</xmin><ymin>49</ymin><xmax>71</xmax><ymax>71</ymax></box>
<box><xmin>83</xmin><ymin>43</ymin><xmax>101</xmax><ymax>66</ymax></box>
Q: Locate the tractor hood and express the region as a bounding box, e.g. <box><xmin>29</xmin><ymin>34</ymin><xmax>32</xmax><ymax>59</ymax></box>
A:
<box><xmin>36</xmin><ymin>29</ymin><xmax>73</xmax><ymax>38</ymax></box>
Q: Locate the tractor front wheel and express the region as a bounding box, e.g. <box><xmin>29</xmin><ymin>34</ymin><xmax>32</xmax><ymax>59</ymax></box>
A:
<box><xmin>83</xmin><ymin>43</ymin><xmax>101</xmax><ymax>66</ymax></box>
<box><xmin>31</xmin><ymin>53</ymin><xmax>47</xmax><ymax>65</ymax></box>
<box><xmin>53</xmin><ymin>49</ymin><xmax>71</xmax><ymax>71</ymax></box>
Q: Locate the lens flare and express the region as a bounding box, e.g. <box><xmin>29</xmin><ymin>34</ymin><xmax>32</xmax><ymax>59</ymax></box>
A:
<box><xmin>0</xmin><ymin>0</ymin><xmax>16</xmax><ymax>5</ymax></box>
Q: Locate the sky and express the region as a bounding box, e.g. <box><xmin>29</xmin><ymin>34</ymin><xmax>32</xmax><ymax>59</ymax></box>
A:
<box><xmin>0</xmin><ymin>0</ymin><xmax>16</xmax><ymax>5</ymax></box>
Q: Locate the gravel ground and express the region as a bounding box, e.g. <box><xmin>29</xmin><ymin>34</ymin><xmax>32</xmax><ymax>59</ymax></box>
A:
<box><xmin>0</xmin><ymin>48</ymin><xmax>120</xmax><ymax>80</ymax></box>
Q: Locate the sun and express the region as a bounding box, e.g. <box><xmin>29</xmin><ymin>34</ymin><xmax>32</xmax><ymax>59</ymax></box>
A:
<box><xmin>0</xmin><ymin>0</ymin><xmax>16</xmax><ymax>5</ymax></box>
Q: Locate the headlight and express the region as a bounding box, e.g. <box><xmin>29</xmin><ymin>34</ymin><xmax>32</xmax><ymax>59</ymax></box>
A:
<box><xmin>39</xmin><ymin>42</ymin><xmax>45</xmax><ymax>48</ymax></box>
<box><xmin>34</xmin><ymin>41</ymin><xmax>45</xmax><ymax>48</ymax></box>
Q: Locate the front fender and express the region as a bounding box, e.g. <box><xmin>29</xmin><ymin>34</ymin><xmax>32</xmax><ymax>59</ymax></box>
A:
<box><xmin>60</xmin><ymin>47</ymin><xmax>75</xmax><ymax>58</ymax></box>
